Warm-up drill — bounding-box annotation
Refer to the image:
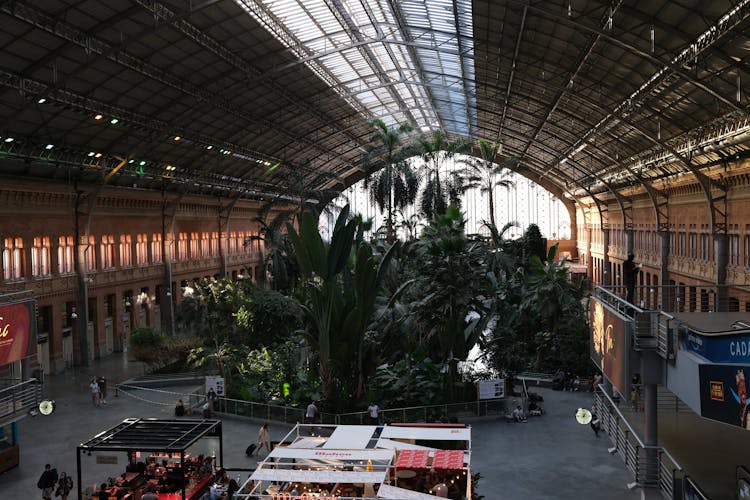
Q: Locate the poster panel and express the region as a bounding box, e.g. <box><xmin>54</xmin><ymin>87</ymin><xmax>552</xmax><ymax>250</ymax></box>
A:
<box><xmin>205</xmin><ymin>375</ymin><xmax>225</xmax><ymax>396</ymax></box>
<box><xmin>0</xmin><ymin>301</ymin><xmax>35</xmax><ymax>365</ymax></box>
<box><xmin>477</xmin><ymin>379</ymin><xmax>505</xmax><ymax>399</ymax></box>
<box><xmin>680</xmin><ymin>326</ymin><xmax>750</xmax><ymax>363</ymax></box>
<box><xmin>590</xmin><ymin>297</ymin><xmax>631</xmax><ymax>395</ymax></box>
<box><xmin>698</xmin><ymin>363</ymin><xmax>750</xmax><ymax>431</ymax></box>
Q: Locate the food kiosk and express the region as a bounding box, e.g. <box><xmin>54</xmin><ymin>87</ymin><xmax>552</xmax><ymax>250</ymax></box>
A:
<box><xmin>76</xmin><ymin>418</ymin><xmax>223</xmax><ymax>500</ymax></box>
<box><xmin>234</xmin><ymin>423</ymin><xmax>471</xmax><ymax>499</ymax></box>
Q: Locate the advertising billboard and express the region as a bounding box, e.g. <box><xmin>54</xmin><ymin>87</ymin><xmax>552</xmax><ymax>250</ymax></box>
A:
<box><xmin>680</xmin><ymin>326</ymin><xmax>750</xmax><ymax>364</ymax></box>
<box><xmin>699</xmin><ymin>363</ymin><xmax>750</xmax><ymax>431</ymax></box>
<box><xmin>590</xmin><ymin>297</ymin><xmax>632</xmax><ymax>395</ymax></box>
<box><xmin>0</xmin><ymin>301</ymin><xmax>35</xmax><ymax>365</ymax></box>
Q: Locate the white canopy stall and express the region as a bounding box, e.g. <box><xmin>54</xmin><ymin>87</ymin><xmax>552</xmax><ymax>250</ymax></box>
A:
<box><xmin>234</xmin><ymin>424</ymin><xmax>471</xmax><ymax>500</ymax></box>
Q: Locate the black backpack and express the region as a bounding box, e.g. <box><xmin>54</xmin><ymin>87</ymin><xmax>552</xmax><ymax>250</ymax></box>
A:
<box><xmin>245</xmin><ymin>444</ymin><xmax>256</xmax><ymax>456</ymax></box>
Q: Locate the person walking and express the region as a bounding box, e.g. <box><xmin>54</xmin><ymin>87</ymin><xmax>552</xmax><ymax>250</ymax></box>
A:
<box><xmin>590</xmin><ymin>407</ymin><xmax>601</xmax><ymax>437</ymax></box>
<box><xmin>256</xmin><ymin>423</ymin><xmax>271</xmax><ymax>456</ymax></box>
<box><xmin>97</xmin><ymin>376</ymin><xmax>107</xmax><ymax>405</ymax></box>
<box><xmin>89</xmin><ymin>378</ymin><xmax>101</xmax><ymax>407</ymax></box>
<box><xmin>367</xmin><ymin>402</ymin><xmax>380</xmax><ymax>425</ymax></box>
<box><xmin>37</xmin><ymin>463</ymin><xmax>58</xmax><ymax>500</ymax></box>
<box><xmin>55</xmin><ymin>472</ymin><xmax>73</xmax><ymax>500</ymax></box>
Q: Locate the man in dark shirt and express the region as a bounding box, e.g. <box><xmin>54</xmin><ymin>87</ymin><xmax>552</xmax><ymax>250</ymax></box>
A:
<box><xmin>37</xmin><ymin>464</ymin><xmax>58</xmax><ymax>500</ymax></box>
<box><xmin>623</xmin><ymin>253</ymin><xmax>639</xmax><ymax>304</ymax></box>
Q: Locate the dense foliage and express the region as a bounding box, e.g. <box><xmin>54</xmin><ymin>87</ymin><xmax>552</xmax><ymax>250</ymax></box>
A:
<box><xmin>171</xmin><ymin>135</ymin><xmax>591</xmax><ymax>414</ymax></box>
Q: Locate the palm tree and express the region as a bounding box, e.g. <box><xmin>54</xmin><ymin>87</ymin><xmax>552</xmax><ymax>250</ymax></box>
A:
<box><xmin>416</xmin><ymin>130</ymin><xmax>471</xmax><ymax>220</ymax></box>
<box><xmin>362</xmin><ymin>119</ymin><xmax>420</xmax><ymax>243</ymax></box>
<box><xmin>459</xmin><ymin>139</ymin><xmax>517</xmax><ymax>229</ymax></box>
<box><xmin>397</xmin><ymin>209</ymin><xmax>421</xmax><ymax>241</ymax></box>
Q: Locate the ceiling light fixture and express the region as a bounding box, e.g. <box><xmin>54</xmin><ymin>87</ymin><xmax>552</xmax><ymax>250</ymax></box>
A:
<box><xmin>139</xmin><ymin>160</ymin><xmax>146</xmax><ymax>166</ymax></box>
<box><xmin>4</xmin><ymin>137</ymin><xmax>14</xmax><ymax>143</ymax></box>
<box><xmin>45</xmin><ymin>144</ymin><xmax>54</xmax><ymax>150</ymax></box>
<box><xmin>37</xmin><ymin>97</ymin><xmax>46</xmax><ymax>104</ymax></box>
<box><xmin>110</xmin><ymin>117</ymin><xmax>119</xmax><ymax>125</ymax></box>
<box><xmin>174</xmin><ymin>136</ymin><xmax>181</xmax><ymax>141</ymax></box>
<box><xmin>94</xmin><ymin>114</ymin><xmax>104</xmax><ymax>121</ymax></box>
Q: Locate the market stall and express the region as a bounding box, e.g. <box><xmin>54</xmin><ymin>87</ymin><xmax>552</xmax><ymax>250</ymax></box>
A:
<box><xmin>234</xmin><ymin>423</ymin><xmax>470</xmax><ymax>500</ymax></box>
<box><xmin>76</xmin><ymin>418</ymin><xmax>222</xmax><ymax>500</ymax></box>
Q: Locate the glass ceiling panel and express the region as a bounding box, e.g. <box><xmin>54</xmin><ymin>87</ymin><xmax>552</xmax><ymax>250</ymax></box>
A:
<box><xmin>235</xmin><ymin>0</ymin><xmax>475</xmax><ymax>135</ymax></box>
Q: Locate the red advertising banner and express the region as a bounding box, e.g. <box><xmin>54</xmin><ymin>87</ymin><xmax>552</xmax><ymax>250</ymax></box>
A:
<box><xmin>0</xmin><ymin>302</ymin><xmax>34</xmax><ymax>365</ymax></box>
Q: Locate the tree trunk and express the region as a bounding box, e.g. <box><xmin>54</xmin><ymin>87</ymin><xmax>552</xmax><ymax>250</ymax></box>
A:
<box><xmin>488</xmin><ymin>190</ymin><xmax>496</xmax><ymax>228</ymax></box>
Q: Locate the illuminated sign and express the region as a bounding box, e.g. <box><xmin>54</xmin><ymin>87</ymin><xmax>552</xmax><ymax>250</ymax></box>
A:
<box><xmin>0</xmin><ymin>301</ymin><xmax>35</xmax><ymax>365</ymax></box>
<box><xmin>680</xmin><ymin>327</ymin><xmax>750</xmax><ymax>363</ymax></box>
<box><xmin>590</xmin><ymin>297</ymin><xmax>631</xmax><ymax>395</ymax></box>
<box><xmin>710</xmin><ymin>381</ymin><xmax>724</xmax><ymax>401</ymax></box>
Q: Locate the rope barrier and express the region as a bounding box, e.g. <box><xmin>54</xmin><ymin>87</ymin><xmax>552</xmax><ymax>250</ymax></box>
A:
<box><xmin>115</xmin><ymin>384</ymin><xmax>204</xmax><ymax>407</ymax></box>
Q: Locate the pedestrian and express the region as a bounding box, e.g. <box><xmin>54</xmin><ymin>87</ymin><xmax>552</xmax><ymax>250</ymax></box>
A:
<box><xmin>97</xmin><ymin>376</ymin><xmax>107</xmax><ymax>405</ymax></box>
<box><xmin>590</xmin><ymin>407</ymin><xmax>601</xmax><ymax>437</ymax></box>
<box><xmin>55</xmin><ymin>472</ymin><xmax>73</xmax><ymax>500</ymax></box>
<box><xmin>305</xmin><ymin>400</ymin><xmax>318</xmax><ymax>435</ymax></box>
<box><xmin>623</xmin><ymin>253</ymin><xmax>640</xmax><ymax>304</ymax></box>
<box><xmin>90</xmin><ymin>378</ymin><xmax>100</xmax><ymax>407</ymax></box>
<box><xmin>305</xmin><ymin>400</ymin><xmax>317</xmax><ymax>424</ymax></box>
<box><xmin>206</xmin><ymin>387</ymin><xmax>217</xmax><ymax>413</ymax></box>
<box><xmin>367</xmin><ymin>401</ymin><xmax>380</xmax><ymax>425</ymax></box>
<box><xmin>37</xmin><ymin>463</ymin><xmax>58</xmax><ymax>500</ymax></box>
<box><xmin>257</xmin><ymin>423</ymin><xmax>271</xmax><ymax>456</ymax></box>
<box><xmin>512</xmin><ymin>405</ymin><xmax>527</xmax><ymax>423</ymax></box>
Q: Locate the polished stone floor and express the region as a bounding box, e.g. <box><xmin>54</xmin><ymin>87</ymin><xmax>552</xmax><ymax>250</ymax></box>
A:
<box><xmin>0</xmin><ymin>355</ymin><xmax>637</xmax><ymax>499</ymax></box>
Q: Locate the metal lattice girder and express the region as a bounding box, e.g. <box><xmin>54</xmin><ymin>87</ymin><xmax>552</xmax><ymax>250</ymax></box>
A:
<box><xmin>550</xmin><ymin>0</ymin><xmax>749</xmax><ymax>167</ymax></box>
<box><xmin>138</xmin><ymin>0</ymin><xmax>366</xmax><ymax>150</ymax></box>
<box><xmin>2</xmin><ymin>0</ymin><xmax>353</xmax><ymax>174</ymax></box>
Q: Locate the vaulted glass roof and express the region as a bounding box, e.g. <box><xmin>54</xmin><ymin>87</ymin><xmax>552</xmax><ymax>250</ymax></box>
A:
<box><xmin>235</xmin><ymin>0</ymin><xmax>475</xmax><ymax>135</ymax></box>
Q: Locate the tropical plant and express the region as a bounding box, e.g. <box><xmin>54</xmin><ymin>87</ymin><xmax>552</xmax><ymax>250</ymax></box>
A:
<box><xmin>522</xmin><ymin>223</ymin><xmax>547</xmax><ymax>268</ymax></box>
<box><xmin>188</xmin><ymin>340</ymin><xmax>241</xmax><ymax>387</ymax></box>
<box><xmin>416</xmin><ymin>129</ymin><xmax>471</xmax><ymax>220</ymax></box>
<box><xmin>407</xmin><ymin>205</ymin><xmax>488</xmax><ymax>400</ymax></box>
<box><xmin>458</xmin><ymin>140</ymin><xmax>516</xmax><ymax>228</ymax></box>
<box><xmin>362</xmin><ymin>118</ymin><xmax>420</xmax><ymax>242</ymax></box>
<box><xmin>234</xmin><ymin>289</ymin><xmax>303</xmax><ymax>348</ymax></box>
<box><xmin>287</xmin><ymin>205</ymin><xmax>398</xmax><ymax>406</ymax></box>
<box><xmin>397</xmin><ymin>209</ymin><xmax>421</xmax><ymax>241</ymax></box>
<box><xmin>246</xmin><ymin>215</ymin><xmax>297</xmax><ymax>290</ymax></box>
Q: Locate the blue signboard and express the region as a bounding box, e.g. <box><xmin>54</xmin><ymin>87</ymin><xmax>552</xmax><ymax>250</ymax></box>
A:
<box><xmin>680</xmin><ymin>325</ymin><xmax>750</xmax><ymax>363</ymax></box>
<box><xmin>699</xmin><ymin>363</ymin><xmax>750</xmax><ymax>431</ymax></box>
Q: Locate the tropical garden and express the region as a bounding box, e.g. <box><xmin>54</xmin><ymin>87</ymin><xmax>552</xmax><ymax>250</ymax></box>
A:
<box><xmin>131</xmin><ymin>120</ymin><xmax>592</xmax><ymax>415</ymax></box>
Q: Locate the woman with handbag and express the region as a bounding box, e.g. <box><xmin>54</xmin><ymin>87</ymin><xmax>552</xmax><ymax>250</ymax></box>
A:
<box><xmin>55</xmin><ymin>472</ymin><xmax>73</xmax><ymax>500</ymax></box>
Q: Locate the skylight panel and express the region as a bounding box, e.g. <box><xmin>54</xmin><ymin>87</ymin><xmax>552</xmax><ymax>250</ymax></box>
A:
<box><xmin>235</xmin><ymin>0</ymin><xmax>474</xmax><ymax>134</ymax></box>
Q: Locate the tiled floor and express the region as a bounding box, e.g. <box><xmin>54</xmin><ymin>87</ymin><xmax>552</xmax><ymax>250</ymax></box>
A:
<box><xmin>0</xmin><ymin>355</ymin><xmax>637</xmax><ymax>499</ymax></box>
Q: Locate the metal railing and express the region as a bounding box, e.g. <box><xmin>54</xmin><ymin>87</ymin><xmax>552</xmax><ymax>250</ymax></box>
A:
<box><xmin>594</xmin><ymin>287</ymin><xmax>678</xmax><ymax>361</ymax></box>
<box><xmin>594</xmin><ymin>386</ymin><xmax>684</xmax><ymax>498</ymax></box>
<box><xmin>116</xmin><ymin>382</ymin><xmax>510</xmax><ymax>426</ymax></box>
<box><xmin>0</xmin><ymin>378</ymin><xmax>41</xmax><ymax>426</ymax></box>
<box><xmin>601</xmin><ymin>284</ymin><xmax>750</xmax><ymax>314</ymax></box>
<box><xmin>335</xmin><ymin>399</ymin><xmax>507</xmax><ymax>425</ymax></box>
